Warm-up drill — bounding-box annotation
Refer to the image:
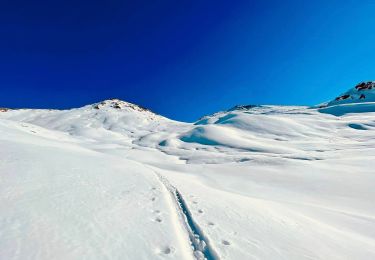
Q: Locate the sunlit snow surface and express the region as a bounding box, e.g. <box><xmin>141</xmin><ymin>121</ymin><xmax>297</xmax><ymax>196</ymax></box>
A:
<box><xmin>1</xmin><ymin>100</ymin><xmax>375</xmax><ymax>259</ymax></box>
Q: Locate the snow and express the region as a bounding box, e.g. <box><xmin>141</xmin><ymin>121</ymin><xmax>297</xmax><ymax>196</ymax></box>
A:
<box><xmin>318</xmin><ymin>81</ymin><xmax>375</xmax><ymax>116</ymax></box>
<box><xmin>0</xmin><ymin>119</ymin><xmax>194</xmax><ymax>260</ymax></box>
<box><xmin>1</xmin><ymin>98</ymin><xmax>375</xmax><ymax>259</ymax></box>
<box><xmin>319</xmin><ymin>102</ymin><xmax>375</xmax><ymax>116</ymax></box>
<box><xmin>326</xmin><ymin>81</ymin><xmax>375</xmax><ymax>106</ymax></box>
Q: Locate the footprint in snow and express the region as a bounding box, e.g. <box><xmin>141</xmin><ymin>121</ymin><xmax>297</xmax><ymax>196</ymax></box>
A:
<box><xmin>162</xmin><ymin>246</ymin><xmax>174</xmax><ymax>255</ymax></box>
<box><xmin>154</xmin><ymin>217</ymin><xmax>162</xmax><ymax>223</ymax></box>
<box><xmin>222</xmin><ymin>240</ymin><xmax>230</xmax><ymax>246</ymax></box>
<box><xmin>198</xmin><ymin>209</ymin><xmax>203</xmax><ymax>214</ymax></box>
<box><xmin>156</xmin><ymin>246</ymin><xmax>174</xmax><ymax>255</ymax></box>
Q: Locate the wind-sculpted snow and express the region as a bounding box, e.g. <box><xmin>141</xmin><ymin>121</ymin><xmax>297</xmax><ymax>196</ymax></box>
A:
<box><xmin>319</xmin><ymin>102</ymin><xmax>375</xmax><ymax>116</ymax></box>
<box><xmin>1</xmin><ymin>98</ymin><xmax>375</xmax><ymax>259</ymax></box>
<box><xmin>179</xmin><ymin>124</ymin><xmax>299</xmax><ymax>154</ymax></box>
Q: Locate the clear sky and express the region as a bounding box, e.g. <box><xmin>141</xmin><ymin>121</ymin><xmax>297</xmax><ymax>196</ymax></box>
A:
<box><xmin>1</xmin><ymin>0</ymin><xmax>375</xmax><ymax>121</ymax></box>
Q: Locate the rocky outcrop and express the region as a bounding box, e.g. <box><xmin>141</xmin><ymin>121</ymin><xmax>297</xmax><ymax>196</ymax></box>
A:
<box><xmin>92</xmin><ymin>99</ymin><xmax>153</xmax><ymax>113</ymax></box>
<box><xmin>327</xmin><ymin>81</ymin><xmax>375</xmax><ymax>106</ymax></box>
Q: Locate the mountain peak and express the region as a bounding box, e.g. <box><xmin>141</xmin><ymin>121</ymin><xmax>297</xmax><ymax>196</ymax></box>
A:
<box><xmin>228</xmin><ymin>104</ymin><xmax>259</xmax><ymax>111</ymax></box>
<box><xmin>318</xmin><ymin>81</ymin><xmax>375</xmax><ymax>115</ymax></box>
<box><xmin>327</xmin><ymin>81</ymin><xmax>375</xmax><ymax>106</ymax></box>
<box><xmin>92</xmin><ymin>99</ymin><xmax>153</xmax><ymax>113</ymax></box>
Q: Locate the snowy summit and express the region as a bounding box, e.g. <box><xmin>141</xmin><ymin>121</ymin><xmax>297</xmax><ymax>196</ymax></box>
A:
<box><xmin>318</xmin><ymin>81</ymin><xmax>375</xmax><ymax>116</ymax></box>
<box><xmin>329</xmin><ymin>81</ymin><xmax>375</xmax><ymax>105</ymax></box>
<box><xmin>1</xmin><ymin>82</ymin><xmax>375</xmax><ymax>260</ymax></box>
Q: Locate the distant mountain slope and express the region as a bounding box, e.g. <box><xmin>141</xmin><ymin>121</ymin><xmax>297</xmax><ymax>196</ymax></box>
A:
<box><xmin>319</xmin><ymin>81</ymin><xmax>375</xmax><ymax>115</ymax></box>
<box><xmin>0</xmin><ymin>99</ymin><xmax>177</xmax><ymax>142</ymax></box>
<box><xmin>328</xmin><ymin>81</ymin><xmax>375</xmax><ymax>106</ymax></box>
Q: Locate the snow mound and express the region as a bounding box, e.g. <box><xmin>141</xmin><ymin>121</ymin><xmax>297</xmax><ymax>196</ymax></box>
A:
<box><xmin>319</xmin><ymin>102</ymin><xmax>375</xmax><ymax>116</ymax></box>
<box><xmin>161</xmin><ymin>105</ymin><xmax>340</xmax><ymax>163</ymax></box>
<box><xmin>179</xmin><ymin>124</ymin><xmax>298</xmax><ymax>153</ymax></box>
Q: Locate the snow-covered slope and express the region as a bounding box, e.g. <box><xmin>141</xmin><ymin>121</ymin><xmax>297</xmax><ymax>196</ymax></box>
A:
<box><xmin>0</xmin><ymin>99</ymin><xmax>170</xmax><ymax>139</ymax></box>
<box><xmin>319</xmin><ymin>81</ymin><xmax>375</xmax><ymax>115</ymax></box>
<box><xmin>1</xmin><ymin>95</ymin><xmax>375</xmax><ymax>260</ymax></box>
<box><xmin>328</xmin><ymin>81</ymin><xmax>375</xmax><ymax>105</ymax></box>
<box><xmin>0</xmin><ymin>120</ymin><xmax>194</xmax><ymax>260</ymax></box>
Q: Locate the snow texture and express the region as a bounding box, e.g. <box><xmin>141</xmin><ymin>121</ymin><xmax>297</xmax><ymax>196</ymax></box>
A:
<box><xmin>1</xmin><ymin>93</ymin><xmax>375</xmax><ymax>260</ymax></box>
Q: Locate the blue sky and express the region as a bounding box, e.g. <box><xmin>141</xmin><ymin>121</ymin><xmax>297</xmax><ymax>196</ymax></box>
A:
<box><xmin>1</xmin><ymin>0</ymin><xmax>375</xmax><ymax>121</ymax></box>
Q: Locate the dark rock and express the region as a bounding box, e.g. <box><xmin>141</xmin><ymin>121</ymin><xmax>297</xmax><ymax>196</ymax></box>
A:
<box><xmin>335</xmin><ymin>94</ymin><xmax>351</xmax><ymax>101</ymax></box>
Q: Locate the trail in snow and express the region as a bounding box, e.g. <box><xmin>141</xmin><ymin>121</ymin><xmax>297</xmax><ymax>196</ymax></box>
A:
<box><xmin>175</xmin><ymin>189</ymin><xmax>218</xmax><ymax>260</ymax></box>
<box><xmin>156</xmin><ymin>173</ymin><xmax>218</xmax><ymax>260</ymax></box>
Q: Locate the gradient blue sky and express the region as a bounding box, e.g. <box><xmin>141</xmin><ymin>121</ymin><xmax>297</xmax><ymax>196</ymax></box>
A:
<box><xmin>1</xmin><ymin>0</ymin><xmax>375</xmax><ymax>121</ymax></box>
